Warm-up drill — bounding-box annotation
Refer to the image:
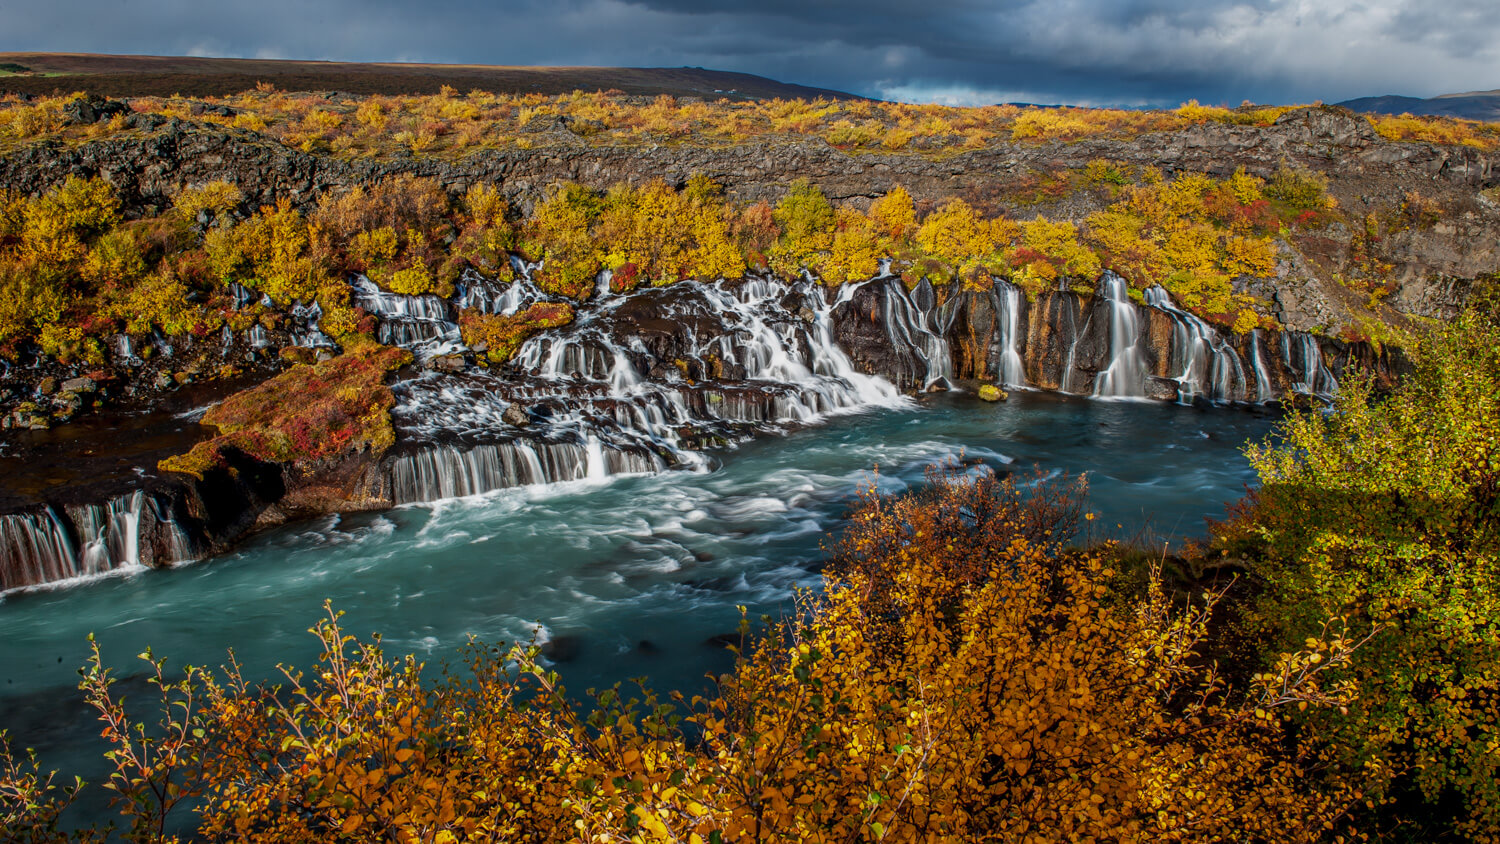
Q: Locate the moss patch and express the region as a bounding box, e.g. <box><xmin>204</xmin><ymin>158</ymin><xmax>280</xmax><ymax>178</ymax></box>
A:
<box><xmin>160</xmin><ymin>341</ymin><xmax>411</xmax><ymax>478</ymax></box>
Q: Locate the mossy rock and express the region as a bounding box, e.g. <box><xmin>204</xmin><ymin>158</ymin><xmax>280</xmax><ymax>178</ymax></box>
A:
<box><xmin>978</xmin><ymin>384</ymin><xmax>1007</xmax><ymax>402</ymax></box>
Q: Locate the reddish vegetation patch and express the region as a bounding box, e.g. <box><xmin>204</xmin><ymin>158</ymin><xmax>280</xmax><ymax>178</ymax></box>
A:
<box><xmin>459</xmin><ymin>302</ymin><xmax>575</xmax><ymax>363</ymax></box>
<box><xmin>159</xmin><ymin>342</ymin><xmax>410</xmax><ymax>478</ymax></box>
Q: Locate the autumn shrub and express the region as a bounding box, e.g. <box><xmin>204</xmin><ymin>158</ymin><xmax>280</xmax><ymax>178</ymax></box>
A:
<box><xmin>170</xmin><ymin>180</ymin><xmax>244</xmax><ymax>225</ymax></box>
<box><xmin>767</xmin><ymin>178</ymin><xmax>834</xmax><ymax>278</ymax></box>
<box><xmin>443</xmin><ymin>183</ymin><xmax>518</xmax><ymax>281</ymax></box>
<box><xmin>1369</xmin><ymin>113</ymin><xmax>1500</xmax><ymax>150</ymax></box>
<box><xmin>1227</xmin><ymin>312</ymin><xmax>1500</xmax><ymax>841</ymax></box>
<box><xmin>592</xmin><ymin>176</ymin><xmax>743</xmax><ymax>286</ymax></box>
<box><xmin>867</xmin><ymin>186</ymin><xmax>917</xmax><ymax>245</ymax></box>
<box><xmin>1009</xmin><ymin>217</ymin><xmax>1101</xmax><ymax>294</ymax></box>
<box><xmin>1264</xmin><ymin>165</ymin><xmax>1334</xmax><ymax>211</ymax></box>
<box><xmin>1083</xmin><ymin>172</ymin><xmax>1278</xmax><ymax>321</ymax></box>
<box><xmin>730</xmin><ymin>199</ymin><xmax>779</xmax><ymax>268</ymax></box>
<box><xmin>159</xmin><ymin>341</ymin><xmax>411</xmax><ymax>477</ymax></box>
<box><xmin>0</xmin><ymin>259</ymin><xmax>68</xmax><ymax>351</ymax></box>
<box><xmin>0</xmin><ymin>732</ymin><xmax>99</xmax><ymax>844</ymax></box>
<box><xmin>522</xmin><ymin>183</ymin><xmax>604</xmax><ymax>298</ymax></box>
<box><xmin>913</xmin><ymin>197</ymin><xmax>996</xmax><ymax>280</ymax></box>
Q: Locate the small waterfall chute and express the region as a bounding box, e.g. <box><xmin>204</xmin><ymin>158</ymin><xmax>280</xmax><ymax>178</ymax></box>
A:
<box><xmin>1249</xmin><ymin>329</ymin><xmax>1273</xmax><ymax>403</ymax></box>
<box><xmin>993</xmin><ymin>281</ymin><xmax>1028</xmax><ymax>388</ymax></box>
<box><xmin>0</xmin><ymin>508</ymin><xmax>79</xmax><ymax>591</ymax></box>
<box><xmin>1143</xmin><ymin>286</ymin><xmax>1248</xmax><ymax>403</ymax></box>
<box><xmin>879</xmin><ymin>279</ymin><xmax>955</xmax><ymax>389</ymax></box>
<box><xmin>1</xmin><ymin>492</ymin><xmax>197</xmax><ymax>593</ymax></box>
<box><xmin>1283</xmin><ymin>331</ymin><xmax>1338</xmax><ymax>398</ymax></box>
<box><xmin>1093</xmin><ymin>274</ymin><xmax>1148</xmax><ymax>399</ymax></box>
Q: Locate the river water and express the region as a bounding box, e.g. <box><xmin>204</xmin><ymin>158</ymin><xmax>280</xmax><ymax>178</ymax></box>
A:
<box><xmin>0</xmin><ymin>390</ymin><xmax>1277</xmax><ymax>800</ymax></box>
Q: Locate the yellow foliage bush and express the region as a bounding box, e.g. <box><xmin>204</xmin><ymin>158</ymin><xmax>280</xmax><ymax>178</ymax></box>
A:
<box><xmin>385</xmin><ymin>265</ymin><xmax>435</xmax><ymax>296</ymax></box>
<box><xmin>106</xmin><ymin>264</ymin><xmax>204</xmax><ymax>336</ymax></box>
<box><xmin>914</xmin><ymin>198</ymin><xmax>995</xmax><ymax>277</ymax></box>
<box><xmin>768</xmin><ymin>179</ymin><xmax>834</xmax><ymax>278</ymax></box>
<box><xmin>867</xmin><ymin>186</ymin><xmax>916</xmax><ymax>245</ymax></box>
<box><xmin>524</xmin><ymin>183</ymin><xmax>603</xmax><ymax>298</ymax></box>
<box><xmin>822</xmin><ymin>207</ymin><xmax>881</xmax><ymax>284</ymax></box>
<box><xmin>171</xmin><ymin>180</ymin><xmax>244</xmax><ymax>223</ymax></box>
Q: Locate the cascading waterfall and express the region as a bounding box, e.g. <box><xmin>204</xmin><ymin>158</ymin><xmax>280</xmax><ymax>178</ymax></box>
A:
<box><xmin>0</xmin><ymin>509</ymin><xmax>78</xmax><ymax>591</ymax></box>
<box><xmin>111</xmin><ymin>334</ymin><xmax>139</xmax><ymax>365</ymax></box>
<box><xmin>390</xmin><ymin>440</ymin><xmax>669</xmax><ymax>503</ymax></box>
<box><xmin>73</xmin><ymin>492</ymin><xmax>145</xmax><ymax>573</ymax></box>
<box><xmin>1249</xmin><ymin>330</ymin><xmax>1273</xmax><ymax>403</ymax></box>
<box><xmin>1093</xmin><ymin>275</ymin><xmax>1147</xmax><ymax>399</ymax></box>
<box><xmin>0</xmin><ymin>492</ymin><xmax>196</xmax><ymax>593</ymax></box>
<box><xmin>388</xmin><ymin>275</ymin><xmax>908</xmax><ymax>505</ymax></box>
<box><xmin>880</xmin><ymin>280</ymin><xmax>954</xmax><ymax>388</ymax></box>
<box><xmin>351</xmin><ymin>276</ymin><xmax>458</xmax><ymax>348</ymax></box>
<box><xmin>1060</xmin><ymin>302</ymin><xmax>1094</xmax><ymax>395</ymax></box>
<box><xmin>1143</xmin><ymin>286</ymin><xmax>1247</xmax><ymax>402</ymax></box>
<box><xmin>1284</xmin><ymin>332</ymin><xmax>1338</xmax><ymax>397</ymax></box>
<box><xmin>227</xmin><ymin>282</ymin><xmax>258</xmax><ymax>310</ymax></box>
<box><xmin>289</xmin><ymin>301</ymin><xmax>336</xmax><ymax>348</ymax></box>
<box><xmin>993</xmin><ymin>281</ymin><xmax>1028</xmax><ymax>388</ymax></box>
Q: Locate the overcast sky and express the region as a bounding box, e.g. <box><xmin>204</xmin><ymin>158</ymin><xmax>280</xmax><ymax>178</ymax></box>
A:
<box><xmin>1</xmin><ymin>0</ymin><xmax>1495</xmax><ymax>106</ymax></box>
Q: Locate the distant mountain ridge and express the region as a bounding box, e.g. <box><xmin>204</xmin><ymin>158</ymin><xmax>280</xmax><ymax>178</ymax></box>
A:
<box><xmin>1336</xmin><ymin>90</ymin><xmax>1500</xmax><ymax>122</ymax></box>
<box><xmin>0</xmin><ymin>52</ymin><xmax>859</xmax><ymax>101</ymax></box>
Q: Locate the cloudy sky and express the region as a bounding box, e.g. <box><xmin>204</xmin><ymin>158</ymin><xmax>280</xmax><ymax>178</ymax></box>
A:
<box><xmin>1</xmin><ymin>0</ymin><xmax>1496</xmax><ymax>106</ymax></box>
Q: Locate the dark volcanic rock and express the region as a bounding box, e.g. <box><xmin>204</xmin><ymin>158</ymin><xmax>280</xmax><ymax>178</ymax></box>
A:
<box><xmin>62</xmin><ymin>95</ymin><xmax>128</xmax><ymax>125</ymax></box>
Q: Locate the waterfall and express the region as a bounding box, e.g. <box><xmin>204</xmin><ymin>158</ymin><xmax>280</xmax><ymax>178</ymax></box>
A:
<box><xmin>351</xmin><ymin>276</ymin><xmax>458</xmax><ymax>349</ymax></box>
<box><xmin>227</xmin><ymin>282</ymin><xmax>258</xmax><ymax>310</ymax></box>
<box><xmin>1284</xmin><ymin>332</ymin><xmax>1338</xmax><ymax>397</ymax></box>
<box><xmin>455</xmin><ymin>270</ymin><xmax>538</xmax><ymax>316</ymax></box>
<box><xmin>584</xmin><ymin>435</ymin><xmax>608</xmax><ymax>481</ymax></box>
<box><xmin>111</xmin><ymin>334</ymin><xmax>139</xmax><ymax>365</ymax></box>
<box><xmin>1249</xmin><ymin>330</ymin><xmax>1273</xmax><ymax>403</ymax></box>
<box><xmin>389</xmin><ymin>274</ymin><xmax>908</xmax><ymax>506</ymax></box>
<box><xmin>0</xmin><ymin>509</ymin><xmax>78</xmax><ymax>591</ymax></box>
<box><xmin>1143</xmin><ymin>286</ymin><xmax>1248</xmax><ymax>403</ymax></box>
<box><xmin>1093</xmin><ymin>274</ymin><xmax>1147</xmax><ymax>399</ymax></box>
<box><xmin>289</xmin><ymin>301</ymin><xmax>335</xmax><ymax>348</ymax></box>
<box><xmin>880</xmin><ymin>279</ymin><xmax>955</xmax><ymax>389</ymax></box>
<box><xmin>993</xmin><ymin>282</ymin><xmax>1028</xmax><ymax>388</ymax></box>
<box><xmin>390</xmin><ymin>440</ymin><xmax>667</xmax><ymax>504</ymax></box>
<box><xmin>1060</xmin><ymin>301</ymin><xmax>1094</xmax><ymax>395</ymax></box>
<box><xmin>74</xmin><ymin>493</ymin><xmax>142</xmax><ymax>573</ymax></box>
<box><xmin>1</xmin><ymin>492</ymin><xmax>197</xmax><ymax>593</ymax></box>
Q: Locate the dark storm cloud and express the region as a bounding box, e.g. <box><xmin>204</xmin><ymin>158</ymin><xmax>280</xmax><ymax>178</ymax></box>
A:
<box><xmin>1</xmin><ymin>0</ymin><xmax>1496</xmax><ymax>105</ymax></box>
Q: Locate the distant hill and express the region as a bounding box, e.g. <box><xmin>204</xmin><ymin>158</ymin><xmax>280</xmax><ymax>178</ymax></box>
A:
<box><xmin>1337</xmin><ymin>90</ymin><xmax>1500</xmax><ymax>122</ymax></box>
<box><xmin>0</xmin><ymin>52</ymin><xmax>859</xmax><ymax>101</ymax></box>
